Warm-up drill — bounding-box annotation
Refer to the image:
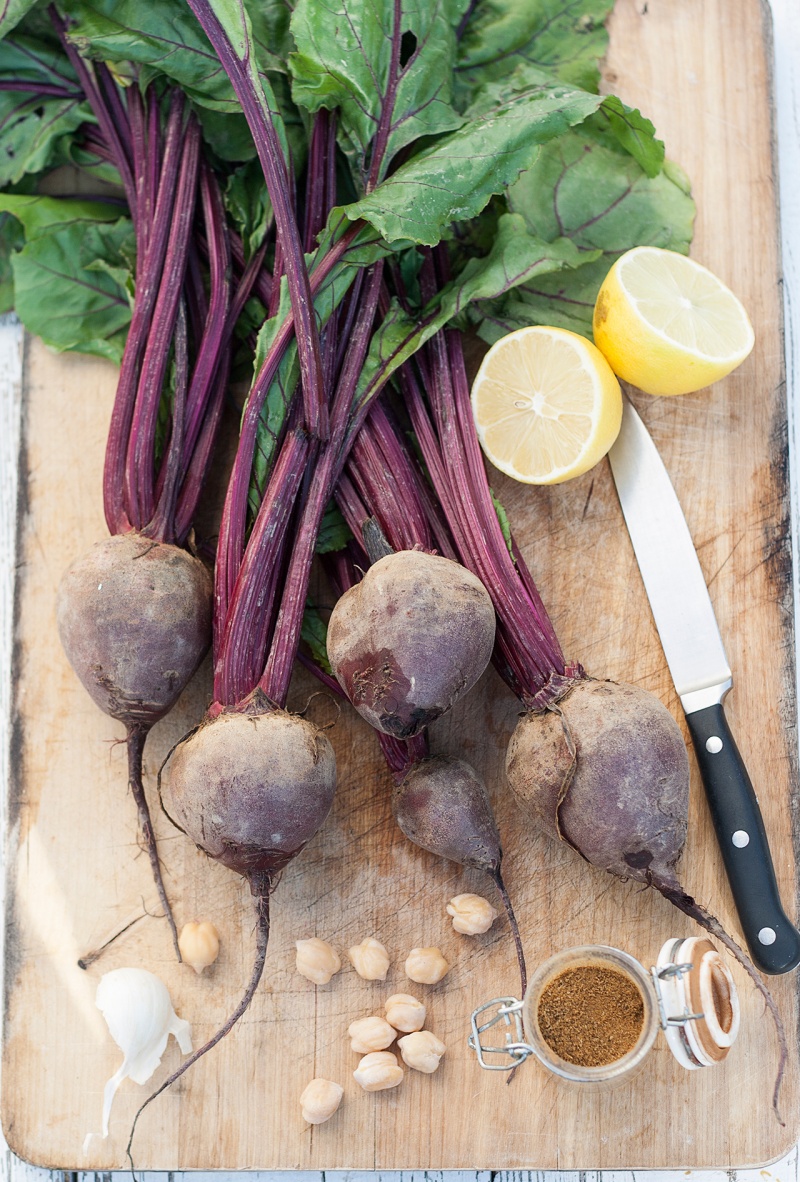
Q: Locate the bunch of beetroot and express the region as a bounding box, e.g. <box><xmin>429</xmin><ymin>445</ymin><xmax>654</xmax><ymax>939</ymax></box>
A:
<box><xmin>0</xmin><ymin>0</ymin><xmax>785</xmax><ymax>1152</ymax></box>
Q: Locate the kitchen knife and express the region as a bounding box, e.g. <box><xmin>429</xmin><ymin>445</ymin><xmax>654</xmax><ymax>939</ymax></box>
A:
<box><xmin>607</xmin><ymin>395</ymin><xmax>800</xmax><ymax>974</ymax></box>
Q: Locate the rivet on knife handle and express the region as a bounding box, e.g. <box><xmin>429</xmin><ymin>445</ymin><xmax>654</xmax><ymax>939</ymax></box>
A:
<box><xmin>685</xmin><ymin>700</ymin><xmax>800</xmax><ymax>975</ymax></box>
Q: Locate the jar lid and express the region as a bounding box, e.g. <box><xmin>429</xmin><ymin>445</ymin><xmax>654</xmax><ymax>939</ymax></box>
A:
<box><xmin>655</xmin><ymin>937</ymin><xmax>740</xmax><ymax>1070</ymax></box>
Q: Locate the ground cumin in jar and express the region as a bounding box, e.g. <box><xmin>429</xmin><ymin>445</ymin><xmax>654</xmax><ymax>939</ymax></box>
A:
<box><xmin>537</xmin><ymin>964</ymin><xmax>645</xmax><ymax>1067</ymax></box>
<box><xmin>469</xmin><ymin>941</ymin><xmax>739</xmax><ymax>1089</ymax></box>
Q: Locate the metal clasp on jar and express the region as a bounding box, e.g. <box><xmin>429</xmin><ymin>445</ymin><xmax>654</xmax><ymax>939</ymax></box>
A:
<box><xmin>468</xmin><ymin>996</ymin><xmax>533</xmax><ymax>1070</ymax></box>
<box><xmin>650</xmin><ymin>962</ymin><xmax>704</xmax><ymax>1027</ymax></box>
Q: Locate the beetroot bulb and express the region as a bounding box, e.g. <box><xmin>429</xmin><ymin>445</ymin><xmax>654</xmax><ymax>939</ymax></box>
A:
<box><xmin>393</xmin><ymin>245</ymin><xmax>787</xmax><ymax>1116</ymax></box>
<box><xmin>47</xmin><ymin>39</ymin><xmax>258</xmax><ymax>960</ymax></box>
<box><xmin>328</xmin><ymin>430</ymin><xmax>495</xmax><ymax>740</ymax></box>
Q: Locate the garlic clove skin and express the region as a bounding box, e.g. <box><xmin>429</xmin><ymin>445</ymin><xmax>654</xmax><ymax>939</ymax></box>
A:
<box><xmin>95</xmin><ymin>967</ymin><xmax>192</xmax><ymax>1137</ymax></box>
<box><xmin>179</xmin><ymin>920</ymin><xmax>220</xmax><ymax>974</ymax></box>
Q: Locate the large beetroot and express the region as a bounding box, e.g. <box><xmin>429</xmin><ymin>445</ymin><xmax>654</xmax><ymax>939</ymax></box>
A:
<box><xmin>165</xmin><ymin>706</ymin><xmax>336</xmax><ymax>881</ymax></box>
<box><xmin>58</xmin><ymin>536</ymin><xmax>211</xmax><ymax>730</ymax></box>
<box><xmin>507</xmin><ymin>678</ymin><xmax>690</xmax><ymax>879</ymax></box>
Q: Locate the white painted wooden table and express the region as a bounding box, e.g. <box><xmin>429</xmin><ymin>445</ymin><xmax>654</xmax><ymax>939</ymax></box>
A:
<box><xmin>1</xmin><ymin>1</ymin><xmax>799</xmax><ymax>1179</ymax></box>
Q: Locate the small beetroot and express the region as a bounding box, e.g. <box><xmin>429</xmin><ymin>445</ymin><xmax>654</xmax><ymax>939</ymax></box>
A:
<box><xmin>394</xmin><ymin>754</ymin><xmax>526</xmax><ymax>995</ymax></box>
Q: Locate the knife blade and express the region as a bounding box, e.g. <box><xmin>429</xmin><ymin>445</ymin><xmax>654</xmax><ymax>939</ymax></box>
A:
<box><xmin>607</xmin><ymin>395</ymin><xmax>800</xmax><ymax>974</ymax></box>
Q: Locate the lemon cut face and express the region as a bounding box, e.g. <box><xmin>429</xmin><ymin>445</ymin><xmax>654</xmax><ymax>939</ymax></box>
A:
<box><xmin>593</xmin><ymin>246</ymin><xmax>755</xmax><ymax>396</ymax></box>
<box><xmin>470</xmin><ymin>326</ymin><xmax>623</xmax><ymax>485</ymax></box>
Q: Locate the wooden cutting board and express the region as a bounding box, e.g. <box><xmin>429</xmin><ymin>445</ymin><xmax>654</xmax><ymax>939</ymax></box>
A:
<box><xmin>3</xmin><ymin>0</ymin><xmax>798</xmax><ymax>1170</ymax></box>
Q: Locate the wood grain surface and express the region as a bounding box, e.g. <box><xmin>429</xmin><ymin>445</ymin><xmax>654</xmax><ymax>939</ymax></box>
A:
<box><xmin>2</xmin><ymin>0</ymin><xmax>798</xmax><ymax>1172</ymax></box>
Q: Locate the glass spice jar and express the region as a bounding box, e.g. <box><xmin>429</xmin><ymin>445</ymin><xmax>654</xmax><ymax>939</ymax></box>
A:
<box><xmin>468</xmin><ymin>938</ymin><xmax>740</xmax><ymax>1089</ymax></box>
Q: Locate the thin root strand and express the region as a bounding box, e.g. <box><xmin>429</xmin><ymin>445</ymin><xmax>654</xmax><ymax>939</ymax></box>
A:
<box><xmin>126</xmin><ymin>725</ymin><xmax>182</xmax><ymax>962</ymax></box>
<box><xmin>125</xmin><ymin>892</ymin><xmax>271</xmax><ymax>1170</ymax></box>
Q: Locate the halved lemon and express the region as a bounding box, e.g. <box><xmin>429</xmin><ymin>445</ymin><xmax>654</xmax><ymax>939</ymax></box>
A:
<box><xmin>470</xmin><ymin>326</ymin><xmax>623</xmax><ymax>485</ymax></box>
<box><xmin>592</xmin><ymin>246</ymin><xmax>755</xmax><ymax>396</ymax></box>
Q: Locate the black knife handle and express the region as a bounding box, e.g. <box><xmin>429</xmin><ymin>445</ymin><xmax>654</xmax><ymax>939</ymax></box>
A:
<box><xmin>686</xmin><ymin>703</ymin><xmax>800</xmax><ymax>974</ymax></box>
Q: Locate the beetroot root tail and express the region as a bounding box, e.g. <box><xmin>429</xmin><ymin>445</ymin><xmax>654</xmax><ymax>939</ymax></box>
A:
<box><xmin>125</xmin><ymin>890</ymin><xmax>271</xmax><ymax>1169</ymax></box>
<box><xmin>654</xmin><ymin>873</ymin><xmax>787</xmax><ymax>1124</ymax></box>
<box><xmin>490</xmin><ymin>867</ymin><xmax>527</xmax><ymax>999</ymax></box>
<box><xmin>126</xmin><ymin>724</ymin><xmax>181</xmax><ymax>962</ymax></box>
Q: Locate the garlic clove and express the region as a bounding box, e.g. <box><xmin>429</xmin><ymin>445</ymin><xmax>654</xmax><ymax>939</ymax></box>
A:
<box><xmin>94</xmin><ymin>968</ymin><xmax>192</xmax><ymax>1137</ymax></box>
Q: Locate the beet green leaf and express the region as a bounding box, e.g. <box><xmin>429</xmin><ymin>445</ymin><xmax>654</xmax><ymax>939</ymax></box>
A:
<box><xmin>455</xmin><ymin>0</ymin><xmax>615</xmax><ymax>105</ymax></box>
<box><xmin>60</xmin><ymin>0</ymin><xmax>304</xmax><ymax>164</ymax></box>
<box><xmin>62</xmin><ymin>0</ymin><xmax>286</xmax><ymax>110</ymax></box>
<box><xmin>0</xmin><ymin>0</ymin><xmax>42</xmax><ymax>42</ymax></box>
<box><xmin>342</xmin><ymin>79</ymin><xmax>603</xmax><ymax>245</ymax></box>
<box><xmin>0</xmin><ymin>193</ymin><xmax>133</xmax><ymax>360</ymax></box>
<box><xmin>469</xmin><ymin>131</ymin><xmax>694</xmax><ymax>342</ymax></box>
<box><xmin>0</xmin><ymin>31</ymin><xmax>90</xmax><ymax>185</ymax></box>
<box><xmin>289</xmin><ymin>0</ymin><xmax>467</xmax><ymax>186</ymax></box>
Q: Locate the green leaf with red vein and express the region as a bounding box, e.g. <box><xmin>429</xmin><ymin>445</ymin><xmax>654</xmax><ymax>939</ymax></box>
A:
<box><xmin>0</xmin><ymin>193</ymin><xmax>134</xmax><ymax>360</ymax></box>
<box><xmin>289</xmin><ymin>0</ymin><xmax>467</xmax><ymax>186</ymax></box>
<box><xmin>455</xmin><ymin>0</ymin><xmax>615</xmax><ymax>107</ymax></box>
<box><xmin>341</xmin><ymin>78</ymin><xmax>602</xmax><ymax>245</ymax></box>
<box><xmin>0</xmin><ymin>31</ymin><xmax>91</xmax><ymax>185</ymax></box>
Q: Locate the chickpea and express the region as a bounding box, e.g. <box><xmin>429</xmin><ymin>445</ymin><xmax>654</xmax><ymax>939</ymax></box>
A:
<box><xmin>348</xmin><ymin>1015</ymin><xmax>396</xmax><ymax>1053</ymax></box>
<box><xmin>398</xmin><ymin>1030</ymin><xmax>446</xmax><ymax>1073</ymax></box>
<box><xmin>446</xmin><ymin>893</ymin><xmax>498</xmax><ymax>935</ymax></box>
<box><xmin>348</xmin><ymin>937</ymin><xmax>390</xmax><ymax>980</ymax></box>
<box><xmin>405</xmin><ymin>946</ymin><xmax>449</xmax><ymax>984</ymax></box>
<box><xmin>299</xmin><ymin>1078</ymin><xmax>343</xmax><ymax>1124</ymax></box>
<box><xmin>384</xmin><ymin>993</ymin><xmax>426</xmax><ymax>1033</ymax></box>
<box><xmin>178</xmin><ymin>921</ymin><xmax>220</xmax><ymax>974</ymax></box>
<box><xmin>295</xmin><ymin>938</ymin><xmax>341</xmax><ymax>985</ymax></box>
<box><xmin>353</xmin><ymin>1050</ymin><xmax>404</xmax><ymax>1092</ymax></box>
